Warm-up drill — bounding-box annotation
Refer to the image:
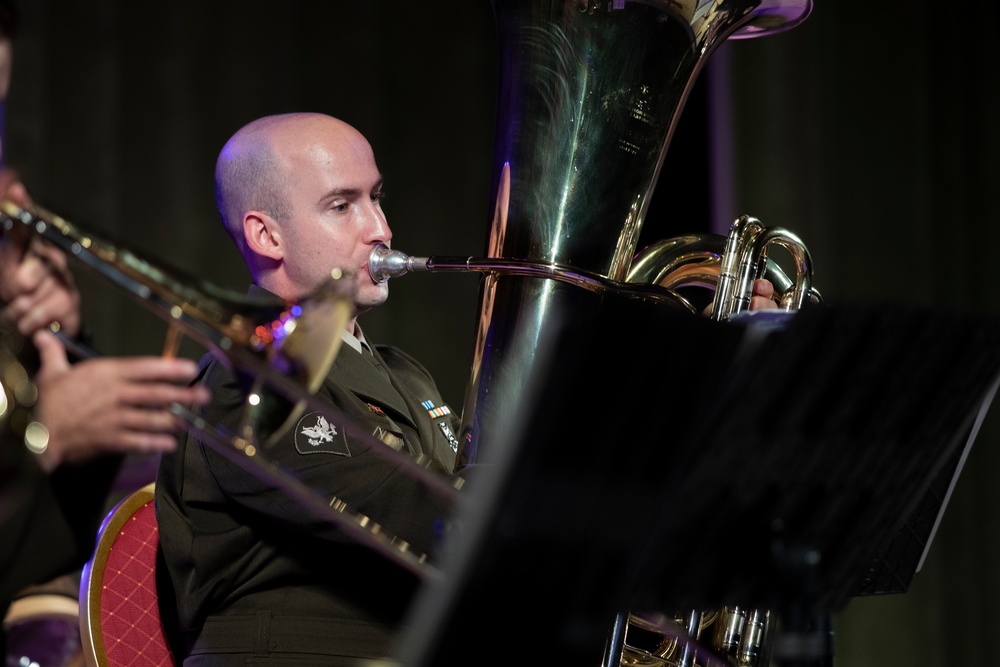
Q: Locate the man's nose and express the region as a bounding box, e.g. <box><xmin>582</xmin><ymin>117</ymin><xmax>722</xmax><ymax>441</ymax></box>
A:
<box><xmin>365</xmin><ymin>207</ymin><xmax>392</xmax><ymax>244</ymax></box>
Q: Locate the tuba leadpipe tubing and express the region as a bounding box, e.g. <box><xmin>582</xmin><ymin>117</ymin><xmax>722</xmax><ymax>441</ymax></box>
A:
<box><xmin>371</xmin><ymin>222</ymin><xmax>820</xmax><ymax>321</ymax></box>
<box><xmin>369</xmin><ymin>243</ymin><xmax>698</xmax><ymax>311</ymax></box>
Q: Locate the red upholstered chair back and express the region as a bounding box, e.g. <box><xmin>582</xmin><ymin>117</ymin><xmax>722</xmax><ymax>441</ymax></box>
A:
<box><xmin>79</xmin><ymin>483</ymin><xmax>178</xmax><ymax>667</ymax></box>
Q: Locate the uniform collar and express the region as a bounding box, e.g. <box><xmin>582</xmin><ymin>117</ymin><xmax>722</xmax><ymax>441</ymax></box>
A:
<box><xmin>340</xmin><ymin>324</ymin><xmax>373</xmax><ymax>355</ymax></box>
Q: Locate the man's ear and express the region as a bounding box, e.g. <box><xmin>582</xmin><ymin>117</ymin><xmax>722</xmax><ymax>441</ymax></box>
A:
<box><xmin>243</xmin><ymin>211</ymin><xmax>283</xmax><ymax>260</ymax></box>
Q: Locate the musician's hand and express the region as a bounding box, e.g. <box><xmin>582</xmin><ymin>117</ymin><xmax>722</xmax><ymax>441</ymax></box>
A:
<box><xmin>31</xmin><ymin>330</ymin><xmax>211</xmax><ymax>472</ymax></box>
<box><xmin>748</xmin><ymin>278</ymin><xmax>779</xmax><ymax>311</ymax></box>
<box><xmin>0</xmin><ymin>169</ymin><xmax>82</xmax><ymax>337</ymax></box>
<box><xmin>0</xmin><ymin>238</ymin><xmax>81</xmax><ymax>338</ymax></box>
<box><xmin>0</xmin><ymin>167</ymin><xmax>30</xmax><ymax>207</ymax></box>
<box><xmin>702</xmin><ymin>278</ymin><xmax>778</xmax><ymax>317</ymax></box>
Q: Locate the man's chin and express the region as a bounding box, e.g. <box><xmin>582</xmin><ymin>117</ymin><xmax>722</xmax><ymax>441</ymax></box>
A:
<box><xmin>357</xmin><ymin>284</ymin><xmax>389</xmax><ymax>311</ymax></box>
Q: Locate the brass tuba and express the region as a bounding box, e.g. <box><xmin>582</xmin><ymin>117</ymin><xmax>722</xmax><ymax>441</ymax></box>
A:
<box><xmin>450</xmin><ymin>0</ymin><xmax>815</xmax><ymax>472</ymax></box>
<box><xmin>376</xmin><ymin>1</ymin><xmax>816</xmax><ymax>665</ymax></box>
<box><xmin>369</xmin><ymin>0</ymin><xmax>819</xmax><ymax>470</ymax></box>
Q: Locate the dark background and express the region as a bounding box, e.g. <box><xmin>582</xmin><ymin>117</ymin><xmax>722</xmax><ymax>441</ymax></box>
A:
<box><xmin>4</xmin><ymin>2</ymin><xmax>999</xmax><ymax>665</ymax></box>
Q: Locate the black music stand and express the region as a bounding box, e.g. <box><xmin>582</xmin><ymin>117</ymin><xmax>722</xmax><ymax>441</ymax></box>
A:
<box><xmin>394</xmin><ymin>297</ymin><xmax>1000</xmax><ymax>666</ymax></box>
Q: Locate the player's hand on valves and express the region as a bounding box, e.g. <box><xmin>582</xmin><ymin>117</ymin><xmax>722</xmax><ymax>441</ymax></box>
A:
<box><xmin>748</xmin><ymin>278</ymin><xmax>778</xmax><ymax>311</ymax></box>
<box><xmin>702</xmin><ymin>277</ymin><xmax>778</xmax><ymax>317</ymax></box>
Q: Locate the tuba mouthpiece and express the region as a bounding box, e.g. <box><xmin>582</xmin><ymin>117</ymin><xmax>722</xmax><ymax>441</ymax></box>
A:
<box><xmin>368</xmin><ymin>243</ymin><xmax>428</xmax><ymax>283</ymax></box>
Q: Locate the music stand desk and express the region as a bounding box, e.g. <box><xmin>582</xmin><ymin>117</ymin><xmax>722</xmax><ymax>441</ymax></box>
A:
<box><xmin>397</xmin><ymin>299</ymin><xmax>1000</xmax><ymax>665</ymax></box>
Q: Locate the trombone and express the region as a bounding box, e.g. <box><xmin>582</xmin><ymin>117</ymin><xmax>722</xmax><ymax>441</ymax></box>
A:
<box><xmin>0</xmin><ymin>198</ymin><xmax>460</xmax><ymax>577</ymax></box>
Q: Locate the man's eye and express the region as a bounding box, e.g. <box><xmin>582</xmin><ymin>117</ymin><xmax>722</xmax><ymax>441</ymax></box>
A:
<box><xmin>372</xmin><ymin>191</ymin><xmax>386</xmax><ymax>205</ymax></box>
<box><xmin>332</xmin><ymin>202</ymin><xmax>349</xmax><ymax>213</ymax></box>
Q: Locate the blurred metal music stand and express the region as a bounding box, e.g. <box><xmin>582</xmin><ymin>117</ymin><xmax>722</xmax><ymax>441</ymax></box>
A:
<box><xmin>395</xmin><ymin>297</ymin><xmax>1000</xmax><ymax>666</ymax></box>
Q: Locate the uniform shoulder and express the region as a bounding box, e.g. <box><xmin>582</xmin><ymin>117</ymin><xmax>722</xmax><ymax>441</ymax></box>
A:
<box><xmin>372</xmin><ymin>344</ymin><xmax>434</xmax><ymax>379</ymax></box>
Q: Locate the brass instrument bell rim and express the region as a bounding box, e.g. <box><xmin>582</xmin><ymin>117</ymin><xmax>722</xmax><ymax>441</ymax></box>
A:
<box><xmin>730</xmin><ymin>0</ymin><xmax>813</xmax><ymax>39</ymax></box>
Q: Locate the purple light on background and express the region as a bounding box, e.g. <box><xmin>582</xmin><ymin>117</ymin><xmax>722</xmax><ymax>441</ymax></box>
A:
<box><xmin>707</xmin><ymin>45</ymin><xmax>734</xmax><ymax>236</ymax></box>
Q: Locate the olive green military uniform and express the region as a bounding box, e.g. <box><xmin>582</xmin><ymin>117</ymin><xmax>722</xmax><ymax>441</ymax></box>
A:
<box><xmin>156</xmin><ymin>316</ymin><xmax>461</xmax><ymax>666</ymax></box>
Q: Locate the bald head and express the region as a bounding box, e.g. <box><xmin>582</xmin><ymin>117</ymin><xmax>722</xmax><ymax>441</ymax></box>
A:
<box><xmin>213</xmin><ymin>112</ymin><xmax>391</xmax><ymax>309</ymax></box>
<box><xmin>216</xmin><ymin>115</ymin><xmax>289</xmax><ymax>263</ymax></box>
<box><xmin>214</xmin><ymin>113</ymin><xmax>369</xmax><ymax>268</ymax></box>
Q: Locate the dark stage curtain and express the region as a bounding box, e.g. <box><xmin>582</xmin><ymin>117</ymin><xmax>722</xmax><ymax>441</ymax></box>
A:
<box><xmin>5</xmin><ymin>2</ymin><xmax>998</xmax><ymax>665</ymax></box>
<box><xmin>721</xmin><ymin>3</ymin><xmax>1000</xmax><ymax>665</ymax></box>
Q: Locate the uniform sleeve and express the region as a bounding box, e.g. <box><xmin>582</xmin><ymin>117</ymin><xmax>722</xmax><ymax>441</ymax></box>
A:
<box><xmin>178</xmin><ymin>358</ymin><xmax>457</xmax><ymax>559</ymax></box>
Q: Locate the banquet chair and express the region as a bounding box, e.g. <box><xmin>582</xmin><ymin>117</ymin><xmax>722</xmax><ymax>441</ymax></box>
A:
<box><xmin>79</xmin><ymin>482</ymin><xmax>179</xmax><ymax>667</ymax></box>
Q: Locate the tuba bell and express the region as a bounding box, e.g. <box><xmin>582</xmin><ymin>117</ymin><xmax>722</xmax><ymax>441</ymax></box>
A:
<box><xmin>452</xmin><ymin>0</ymin><xmax>815</xmax><ymax>472</ymax></box>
